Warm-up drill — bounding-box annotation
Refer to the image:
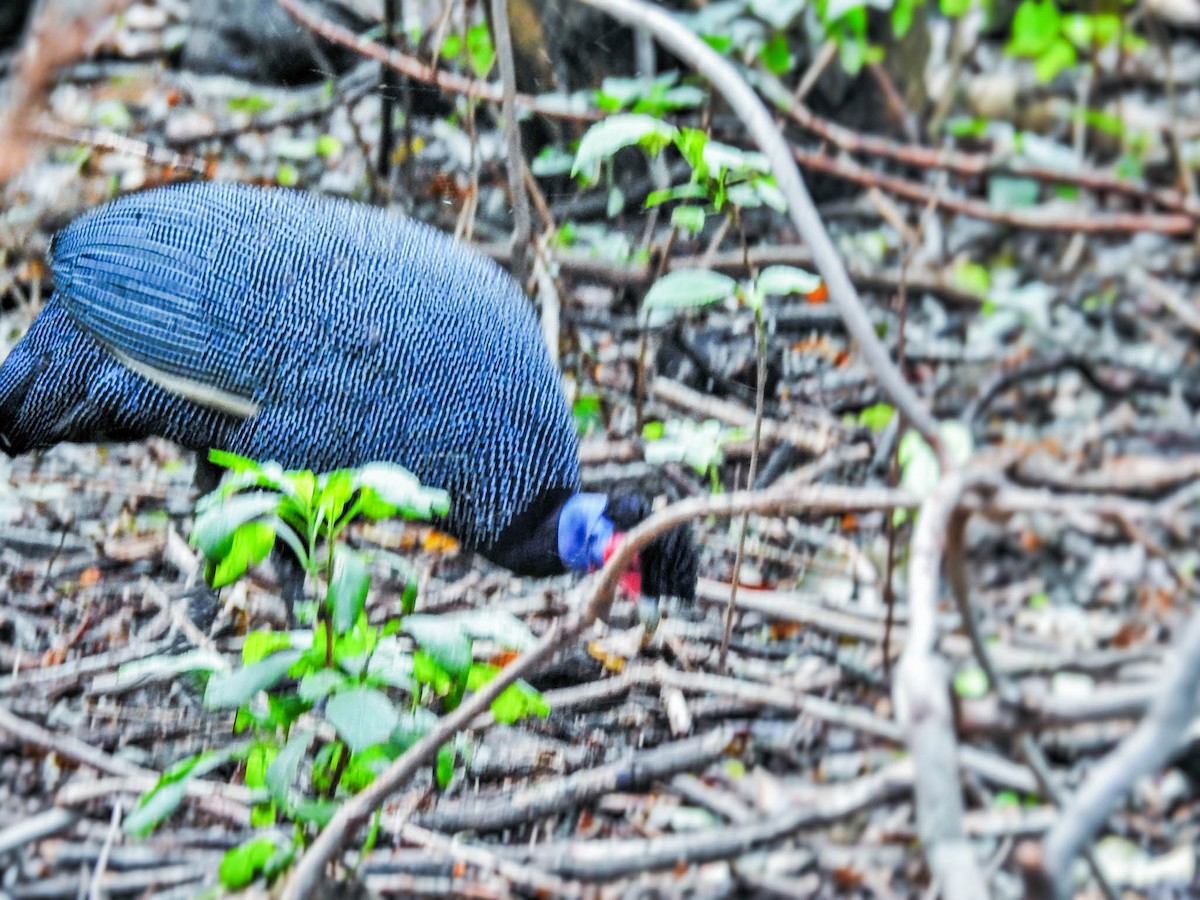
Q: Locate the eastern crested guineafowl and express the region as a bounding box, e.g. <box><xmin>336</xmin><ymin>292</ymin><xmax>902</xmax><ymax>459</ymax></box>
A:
<box><xmin>0</xmin><ymin>182</ymin><xmax>697</xmax><ymax>600</ymax></box>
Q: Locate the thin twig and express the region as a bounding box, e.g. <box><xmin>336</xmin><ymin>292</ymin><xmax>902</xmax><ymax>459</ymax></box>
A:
<box><xmin>488</xmin><ymin>0</ymin><xmax>531</xmax><ymax>283</ymax></box>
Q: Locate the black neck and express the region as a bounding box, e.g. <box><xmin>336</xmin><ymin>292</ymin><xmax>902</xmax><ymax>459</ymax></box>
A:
<box><xmin>480</xmin><ymin>488</ymin><xmax>574</xmax><ymax>577</ymax></box>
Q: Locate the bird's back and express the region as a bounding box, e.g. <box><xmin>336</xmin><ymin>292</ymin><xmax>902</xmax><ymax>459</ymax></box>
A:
<box><xmin>41</xmin><ymin>182</ymin><xmax>580</xmax><ymax>548</ymax></box>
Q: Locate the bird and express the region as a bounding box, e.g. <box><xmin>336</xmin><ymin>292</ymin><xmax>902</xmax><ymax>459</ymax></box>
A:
<box><xmin>0</xmin><ymin>181</ymin><xmax>697</xmax><ymax>601</ymax></box>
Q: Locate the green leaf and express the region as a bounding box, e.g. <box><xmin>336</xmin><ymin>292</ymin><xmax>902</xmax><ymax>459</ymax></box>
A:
<box><xmin>857</xmin><ymin>403</ymin><xmax>895</xmax><ymax>433</ymax></box>
<box><xmin>759</xmin><ymin>32</ymin><xmax>793</xmax><ymax>75</ymax></box>
<box><xmin>1091</xmin><ymin>13</ymin><xmax>1121</xmax><ymax>46</ymax></box>
<box><xmin>315</xmin><ymin>134</ymin><xmax>343</xmax><ymax>158</ymax></box>
<box><xmin>412</xmin><ymin>650</ymin><xmax>456</xmax><ymax>696</ymax></box>
<box><xmin>326</xmin><ymin>687</ymin><xmax>402</xmax><ymax>753</ymax></box>
<box><xmin>441</xmin><ymin>32</ymin><xmax>462</xmax><ymax>58</ymax></box>
<box><xmin>993</xmin><ymin>790</ymin><xmax>1021</xmax><ymax>809</ymax></box>
<box><xmin>390</xmin><ymin>708</ymin><xmax>439</xmax><ymax>751</ymax></box>
<box><xmin>468</xmin><ymin>664</ymin><xmax>550</xmax><ymax>723</ymax></box>
<box><xmin>1008</xmin><ymin>0</ymin><xmax>1061</xmax><ymax>57</ymax></box>
<box><xmin>125</xmin><ymin>748</ymin><xmax>240</xmax><ymax>837</ymax></box>
<box><xmin>317</xmin><ymin>469</ymin><xmax>354</xmax><ymax>526</ymax></box>
<box><xmin>491</xmin><ymin>682</ymin><xmax>551</xmax><ymax>723</ymax></box>
<box><xmin>435</xmin><ymin>743</ymin><xmax>455</xmax><ymax>788</ymax></box>
<box><xmin>644</xmin><ymin>269</ymin><xmax>737</xmax><ymax>310</ymax></box>
<box><xmin>939</xmin><ymin>0</ymin><xmax>971</xmax><ymax>14</ymax></box>
<box><xmin>275</xmin><ymin>163</ymin><xmax>300</xmax><ymax>188</ymax></box>
<box><xmin>342</xmin><ymin>747</ymin><xmax>391</xmax><ymax>792</ymax></box>
<box><xmin>404</xmin><ymin>615</ymin><xmax>473</xmax><ymax>679</ymax></box>
<box><xmin>670</xmin><ymin>205</ymin><xmax>707</xmax><ymax>234</ymax></box>
<box><xmin>204</xmin><ymin>650</ymin><xmax>303</xmax><ymax>709</ymax></box>
<box><xmin>291</xmin><ymin>800</ymin><xmax>338</xmax><ymax>826</ymax></box>
<box><xmin>354</xmin><ymin>463</ymin><xmax>450</xmax><ymax>520</ymax></box>
<box><xmin>645</xmin><ymin>183</ymin><xmax>708</xmax><ymax>208</ymax></box>
<box><xmin>940</xmin><ymin>421</ymin><xmax>974</xmax><ymax>467</ymax></box>
<box><xmin>328</xmin><ymin>547</ymin><xmax>370</xmax><ymax>635</ymax></box>
<box><xmin>298</xmin><ymin>669</ymin><xmax>348</xmax><ymax>702</ymax></box>
<box><xmin>655</xmin><ymin>85</ymin><xmax>707</xmax><ymax>112</ymax></box>
<box><xmin>756</xmin><ymin>265</ymin><xmax>822</xmax><ymax>298</ymax></box>
<box><xmin>250</xmin><ymin>801</ymin><xmax>277</xmax><ymax>828</ymax></box>
<box><xmin>573</xmin><ymin>394</ymin><xmax>604</xmax><ymax>436</ymax></box>
<box><xmin>953</xmin><ymin>666</ymin><xmax>990</xmax><ymax>698</ymax></box>
<box><xmin>531</xmin><ymin>146</ymin><xmax>576</xmax><ymax>177</ymax></box>
<box><xmin>219</xmin><ymin>837</ymin><xmax>277</xmax><ymax>889</ymax></box>
<box><xmin>1060</xmin><ymin>13</ymin><xmax>1092</xmax><ymax>47</ymax></box>
<box><xmin>701</xmin><ymin>140</ymin><xmax>770</xmax><ymax>177</ymax></box>
<box><xmin>93</xmin><ymin>99</ymin><xmax>133</xmax><ymax>130</ymax></box>
<box><xmin>364</xmin><ymin>636</ymin><xmax>415</xmax><ymax>690</ymax></box>
<box><xmin>466</xmin><ymin>22</ymin><xmax>495</xmax><ymax>77</ymax></box>
<box><xmin>190</xmin><ymin>492</ymin><xmax>280</xmax><ymax>561</ymax></box>
<box><xmin>945</xmin><ymin>116</ymin><xmax>988</xmax><ymax>138</ymax></box>
<box><xmin>266</xmin><ymin>692</ymin><xmax>310</xmax><ymax>731</ymax></box>
<box><xmin>274</xmin><ymin>136</ymin><xmax>319</xmax><ymax>161</ymax></box>
<box><xmin>265</xmin><ymin>728</ymin><xmax>313</xmax><ymax>805</ymax></box>
<box><xmin>952</xmin><ymin>261</ymin><xmax>991</xmax><ymax>295</ymax></box>
<box><xmin>114</xmin><ymin>648</ymin><xmax>227</xmax><ymax>685</ymax></box>
<box><xmin>597</xmin><ymin>74</ymin><xmax>664</xmax><ymax>110</ymax></box>
<box><xmin>727</xmin><ymin>177</ymin><xmax>787</xmax><ymax>212</ymax></box>
<box><xmin>673</xmin><ymin>127</ymin><xmax>709</xmax><ymax>177</ymax></box>
<box><xmin>891</xmin><ymin>0</ymin><xmax>916</xmax><ymax>37</ymax></box>
<box><xmin>571</xmin><ymin>114</ymin><xmax>678</xmax><ymax>183</ymax></box>
<box><xmin>243</xmin><ymin>630</ymin><xmax>293</xmax><ymax>665</ymax></box>
<box><xmin>211</xmin><ymin>520</ymin><xmax>275</xmax><ymax>588</ymax></box>
<box><xmin>244</xmin><ymin>741</ymin><xmax>276</xmax><ymax>789</ymax></box>
<box><xmin>1078</xmin><ymin>107</ymin><xmax>1125</xmax><ymax>138</ymax></box>
<box><xmin>227</xmin><ymin>95</ymin><xmax>274</xmax><ymax>114</ymax></box>
<box><xmin>607</xmin><ymin>186</ymin><xmax>626</xmax><ymax>219</ymax></box>
<box><xmin>643</xmin><ymin>418</ymin><xmax>737</xmax><ymax>475</ymax></box>
<box><xmin>124</xmin><ymin>780</ymin><xmax>187</xmax><ymax>837</ymax></box>
<box><xmin>702</xmin><ymin>33</ymin><xmax>733</xmax><ymax>54</ymax></box>
<box><xmin>1034</xmin><ymin>38</ymin><xmax>1076</xmax><ymax>82</ymax></box>
<box><xmin>207</xmin><ymin>449</ymin><xmax>259</xmax><ymax>474</ymax></box>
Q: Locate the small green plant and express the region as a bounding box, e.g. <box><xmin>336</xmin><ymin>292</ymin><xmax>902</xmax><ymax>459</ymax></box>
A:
<box><xmin>595</xmin><ymin>72</ymin><xmax>707</xmax><ymax>117</ymax></box>
<box><xmin>643</xmin><ymin>418</ymin><xmax>747</xmax><ymax>491</ymax></box>
<box><xmin>638</xmin><ymin>266</ymin><xmax>821</xmax><ymax>492</ymax></box>
<box><xmin>681</xmin><ymin>0</ymin><xmax>883</xmax><ymax>76</ymax></box>
<box><xmin>1006</xmin><ymin>0</ymin><xmax>1140</xmax><ymax>83</ymax></box>
<box><xmin>571</xmin><ymin>115</ymin><xmax>784</xmax><ymax>235</ymax></box>
<box><xmin>441</xmin><ymin>21</ymin><xmax>495</xmax><ymax>78</ymax></box>
<box><xmin>123</xmin><ymin>453</ymin><xmax>548</xmax><ymax>889</ymax></box>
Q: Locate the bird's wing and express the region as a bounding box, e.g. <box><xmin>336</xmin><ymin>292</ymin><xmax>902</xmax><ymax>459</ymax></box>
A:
<box><xmin>48</xmin><ymin>184</ymin><xmax>294</xmax><ymax>417</ymax></box>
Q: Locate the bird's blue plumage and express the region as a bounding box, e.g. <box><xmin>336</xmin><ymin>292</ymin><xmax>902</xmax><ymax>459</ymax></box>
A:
<box><xmin>3</xmin><ymin>182</ymin><xmax>581</xmax><ymax>551</ymax></box>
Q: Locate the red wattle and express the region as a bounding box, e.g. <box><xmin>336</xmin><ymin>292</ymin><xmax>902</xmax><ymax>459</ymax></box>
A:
<box><xmin>602</xmin><ymin>532</ymin><xmax>642</xmax><ymax>597</ymax></box>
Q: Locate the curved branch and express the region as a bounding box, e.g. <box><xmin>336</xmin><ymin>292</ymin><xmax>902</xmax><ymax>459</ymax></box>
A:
<box><xmin>894</xmin><ymin>468</ymin><xmax>989</xmax><ymax>898</ymax></box>
<box><xmin>572</xmin><ymin>0</ymin><xmax>942</xmax><ymax>449</ymax></box>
